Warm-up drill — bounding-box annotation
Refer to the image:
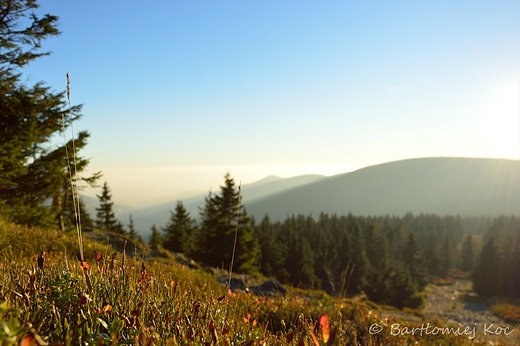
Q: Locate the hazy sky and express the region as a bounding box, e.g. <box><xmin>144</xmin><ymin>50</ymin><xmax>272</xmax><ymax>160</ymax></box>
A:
<box><xmin>26</xmin><ymin>1</ymin><xmax>519</xmax><ymax>207</ymax></box>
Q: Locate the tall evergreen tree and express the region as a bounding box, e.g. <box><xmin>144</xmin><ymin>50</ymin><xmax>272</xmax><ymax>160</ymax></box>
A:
<box><xmin>401</xmin><ymin>232</ymin><xmax>428</xmax><ymax>291</ymax></box>
<box><xmin>148</xmin><ymin>224</ymin><xmax>162</xmax><ymax>249</ymax></box>
<box><xmin>460</xmin><ymin>234</ymin><xmax>474</xmax><ymax>272</ymax></box>
<box><xmin>504</xmin><ymin>233</ymin><xmax>520</xmax><ymax>298</ymax></box>
<box><xmin>312</xmin><ymin>212</ymin><xmax>338</xmax><ymax>293</ymax></box>
<box><xmin>95</xmin><ymin>182</ymin><xmax>123</xmax><ymax>233</ymax></box>
<box><xmin>423</xmin><ymin>228</ymin><xmax>442</xmax><ymax>275</ymax></box>
<box><xmin>473</xmin><ymin>237</ymin><xmax>501</xmax><ymax>297</ymax></box>
<box><xmin>199</xmin><ymin>172</ymin><xmax>260</xmax><ymax>274</ymax></box>
<box><xmin>255</xmin><ymin>214</ymin><xmax>285</xmax><ymax>278</ymax></box>
<box><xmin>387</xmin><ymin>262</ymin><xmax>417</xmax><ymax>309</ymax></box>
<box><xmin>0</xmin><ymin>0</ymin><xmax>100</xmax><ymax>227</ymax></box>
<box><xmin>345</xmin><ymin>217</ymin><xmax>368</xmax><ymax>294</ymax></box>
<box><xmin>364</xmin><ymin>220</ymin><xmax>392</xmax><ymax>303</ymax></box>
<box><xmin>162</xmin><ymin>201</ymin><xmax>196</xmax><ymax>255</ymax></box>
<box><xmin>441</xmin><ymin>233</ymin><xmax>455</xmax><ymax>274</ymax></box>
<box><xmin>127</xmin><ymin>215</ymin><xmax>142</xmax><ymax>242</ymax></box>
<box><xmin>281</xmin><ymin>216</ymin><xmax>321</xmax><ymax>289</ymax></box>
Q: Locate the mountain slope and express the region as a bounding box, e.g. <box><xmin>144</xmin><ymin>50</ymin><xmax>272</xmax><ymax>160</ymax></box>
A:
<box><xmin>245</xmin><ymin>157</ymin><xmax>520</xmax><ymax>220</ymax></box>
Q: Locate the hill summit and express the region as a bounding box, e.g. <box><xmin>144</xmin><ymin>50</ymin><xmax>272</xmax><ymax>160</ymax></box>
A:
<box><xmin>245</xmin><ymin>157</ymin><xmax>520</xmax><ymax>220</ymax></box>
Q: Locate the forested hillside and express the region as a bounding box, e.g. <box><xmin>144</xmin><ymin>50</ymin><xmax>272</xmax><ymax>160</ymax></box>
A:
<box><xmin>151</xmin><ymin>172</ymin><xmax>520</xmax><ymax>310</ymax></box>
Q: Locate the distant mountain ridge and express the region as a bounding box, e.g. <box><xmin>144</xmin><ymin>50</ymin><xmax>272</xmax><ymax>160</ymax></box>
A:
<box><xmin>84</xmin><ymin>157</ymin><xmax>519</xmax><ymax>238</ymax></box>
<box><xmin>245</xmin><ymin>157</ymin><xmax>520</xmax><ymax>221</ymax></box>
<box><xmin>81</xmin><ymin>195</ymin><xmax>136</xmax><ymax>219</ymax></box>
<box><xmin>118</xmin><ymin>173</ymin><xmax>326</xmax><ymax>237</ymax></box>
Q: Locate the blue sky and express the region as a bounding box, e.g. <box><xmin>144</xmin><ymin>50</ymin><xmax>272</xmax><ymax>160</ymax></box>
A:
<box><xmin>26</xmin><ymin>1</ymin><xmax>519</xmax><ymax>207</ymax></box>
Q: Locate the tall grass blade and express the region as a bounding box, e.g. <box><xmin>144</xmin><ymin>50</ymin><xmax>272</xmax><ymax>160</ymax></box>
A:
<box><xmin>61</xmin><ymin>72</ymin><xmax>84</xmax><ymax>261</ymax></box>
<box><xmin>228</xmin><ymin>181</ymin><xmax>241</xmax><ymax>288</ymax></box>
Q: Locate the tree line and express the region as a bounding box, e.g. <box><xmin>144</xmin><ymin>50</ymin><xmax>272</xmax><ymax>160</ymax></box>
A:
<box><xmin>94</xmin><ymin>172</ymin><xmax>518</xmax><ymax>308</ymax></box>
<box><xmin>472</xmin><ymin>216</ymin><xmax>520</xmax><ymax>299</ymax></box>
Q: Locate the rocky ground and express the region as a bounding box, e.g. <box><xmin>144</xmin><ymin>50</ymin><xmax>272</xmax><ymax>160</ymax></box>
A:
<box><xmin>421</xmin><ymin>279</ymin><xmax>519</xmax><ymax>344</ymax></box>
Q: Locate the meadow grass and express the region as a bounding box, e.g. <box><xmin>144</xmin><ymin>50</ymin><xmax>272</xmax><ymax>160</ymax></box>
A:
<box><xmin>0</xmin><ymin>218</ymin><xmax>501</xmax><ymax>345</ymax></box>
<box><xmin>0</xmin><ymin>74</ymin><xmax>502</xmax><ymax>345</ymax></box>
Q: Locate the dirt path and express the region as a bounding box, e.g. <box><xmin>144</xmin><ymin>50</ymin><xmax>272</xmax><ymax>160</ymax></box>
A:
<box><xmin>422</xmin><ymin>279</ymin><xmax>519</xmax><ymax>344</ymax></box>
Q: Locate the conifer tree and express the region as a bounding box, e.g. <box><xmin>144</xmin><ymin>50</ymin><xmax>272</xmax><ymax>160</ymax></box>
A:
<box><xmin>127</xmin><ymin>215</ymin><xmax>142</xmax><ymax>242</ymax></box>
<box><xmin>423</xmin><ymin>228</ymin><xmax>442</xmax><ymax>275</ymax></box>
<box><xmin>473</xmin><ymin>237</ymin><xmax>501</xmax><ymax>297</ymax></box>
<box><xmin>401</xmin><ymin>232</ymin><xmax>428</xmax><ymax>291</ymax></box>
<box><xmin>95</xmin><ymin>182</ymin><xmax>122</xmax><ymax>233</ymax></box>
<box><xmin>387</xmin><ymin>263</ymin><xmax>416</xmax><ymax>309</ymax></box>
<box><xmin>441</xmin><ymin>233</ymin><xmax>455</xmax><ymax>274</ymax></box>
<box><xmin>148</xmin><ymin>224</ymin><xmax>162</xmax><ymax>249</ymax></box>
<box><xmin>0</xmin><ymin>0</ymin><xmax>100</xmax><ymax>227</ymax></box>
<box><xmin>199</xmin><ymin>172</ymin><xmax>260</xmax><ymax>274</ymax></box>
<box><xmin>364</xmin><ymin>220</ymin><xmax>392</xmax><ymax>303</ymax></box>
<box><xmin>504</xmin><ymin>233</ymin><xmax>520</xmax><ymax>298</ymax></box>
<box><xmin>312</xmin><ymin>213</ymin><xmax>338</xmax><ymax>293</ymax></box>
<box><xmin>345</xmin><ymin>217</ymin><xmax>368</xmax><ymax>294</ymax></box>
<box><xmin>255</xmin><ymin>214</ymin><xmax>285</xmax><ymax>278</ymax></box>
<box><xmin>162</xmin><ymin>201</ymin><xmax>196</xmax><ymax>255</ymax></box>
<box><xmin>281</xmin><ymin>216</ymin><xmax>321</xmax><ymax>289</ymax></box>
<box><xmin>460</xmin><ymin>234</ymin><xmax>474</xmax><ymax>272</ymax></box>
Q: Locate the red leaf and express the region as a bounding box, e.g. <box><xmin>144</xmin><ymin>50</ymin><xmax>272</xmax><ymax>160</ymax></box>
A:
<box><xmin>20</xmin><ymin>336</ymin><xmax>35</xmax><ymax>346</ymax></box>
<box><xmin>208</xmin><ymin>321</ymin><xmax>218</xmax><ymax>344</ymax></box>
<box><xmin>319</xmin><ymin>314</ymin><xmax>330</xmax><ymax>343</ymax></box>
<box><xmin>286</xmin><ymin>329</ymin><xmax>298</xmax><ymax>342</ymax></box>
<box><xmin>80</xmin><ymin>260</ymin><xmax>90</xmax><ymax>272</ymax></box>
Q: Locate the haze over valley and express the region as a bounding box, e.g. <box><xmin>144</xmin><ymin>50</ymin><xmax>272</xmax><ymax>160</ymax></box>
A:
<box><xmin>80</xmin><ymin>157</ymin><xmax>520</xmax><ymax>238</ymax></box>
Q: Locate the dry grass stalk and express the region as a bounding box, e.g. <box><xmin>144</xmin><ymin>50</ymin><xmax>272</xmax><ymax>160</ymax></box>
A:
<box><xmin>61</xmin><ymin>72</ymin><xmax>84</xmax><ymax>261</ymax></box>
<box><xmin>228</xmin><ymin>181</ymin><xmax>242</xmax><ymax>287</ymax></box>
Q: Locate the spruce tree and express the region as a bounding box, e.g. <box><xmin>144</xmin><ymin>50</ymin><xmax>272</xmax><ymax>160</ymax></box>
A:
<box><xmin>423</xmin><ymin>228</ymin><xmax>442</xmax><ymax>275</ymax></box>
<box><xmin>345</xmin><ymin>217</ymin><xmax>368</xmax><ymax>294</ymax></box>
<box><xmin>460</xmin><ymin>234</ymin><xmax>474</xmax><ymax>272</ymax></box>
<box><xmin>312</xmin><ymin>213</ymin><xmax>338</xmax><ymax>293</ymax></box>
<box><xmin>95</xmin><ymin>182</ymin><xmax>121</xmax><ymax>233</ymax></box>
<box><xmin>199</xmin><ymin>172</ymin><xmax>260</xmax><ymax>274</ymax></box>
<box><xmin>505</xmin><ymin>234</ymin><xmax>520</xmax><ymax>298</ymax></box>
<box><xmin>401</xmin><ymin>232</ymin><xmax>428</xmax><ymax>291</ymax></box>
<box><xmin>364</xmin><ymin>220</ymin><xmax>392</xmax><ymax>303</ymax></box>
<box><xmin>0</xmin><ymin>0</ymin><xmax>100</xmax><ymax>227</ymax></box>
<box><xmin>441</xmin><ymin>233</ymin><xmax>455</xmax><ymax>274</ymax></box>
<box><xmin>127</xmin><ymin>215</ymin><xmax>142</xmax><ymax>242</ymax></box>
<box><xmin>387</xmin><ymin>263</ymin><xmax>417</xmax><ymax>309</ymax></box>
<box><xmin>473</xmin><ymin>237</ymin><xmax>501</xmax><ymax>297</ymax></box>
<box><xmin>255</xmin><ymin>214</ymin><xmax>279</xmax><ymax>277</ymax></box>
<box><xmin>279</xmin><ymin>216</ymin><xmax>321</xmax><ymax>289</ymax></box>
<box><xmin>148</xmin><ymin>224</ymin><xmax>163</xmax><ymax>249</ymax></box>
<box><xmin>162</xmin><ymin>201</ymin><xmax>196</xmax><ymax>255</ymax></box>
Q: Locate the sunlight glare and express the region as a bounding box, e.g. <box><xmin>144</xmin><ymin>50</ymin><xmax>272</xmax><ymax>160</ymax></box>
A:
<box><xmin>480</xmin><ymin>84</ymin><xmax>520</xmax><ymax>152</ymax></box>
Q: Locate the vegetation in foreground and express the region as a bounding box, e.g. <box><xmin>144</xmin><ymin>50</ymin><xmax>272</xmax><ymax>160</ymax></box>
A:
<box><xmin>1</xmin><ymin>218</ymin><xmax>512</xmax><ymax>345</ymax></box>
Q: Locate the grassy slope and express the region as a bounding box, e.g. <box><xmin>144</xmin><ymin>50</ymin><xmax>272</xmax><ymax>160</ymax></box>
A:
<box><xmin>0</xmin><ymin>218</ymin><xmax>496</xmax><ymax>345</ymax></box>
